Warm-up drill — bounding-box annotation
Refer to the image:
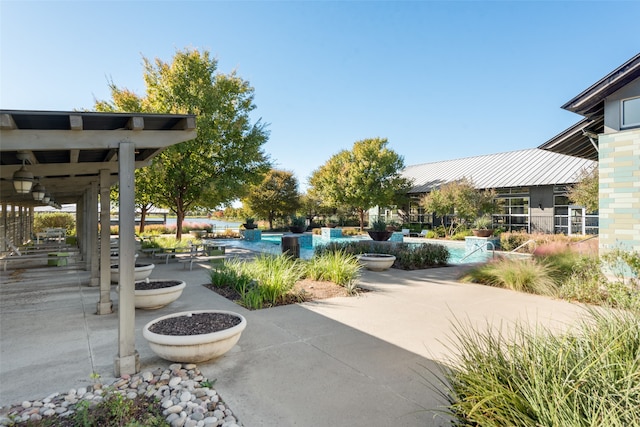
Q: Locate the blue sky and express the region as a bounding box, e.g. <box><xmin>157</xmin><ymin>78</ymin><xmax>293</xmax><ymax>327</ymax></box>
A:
<box><xmin>1</xmin><ymin>1</ymin><xmax>638</xmax><ymax>191</ymax></box>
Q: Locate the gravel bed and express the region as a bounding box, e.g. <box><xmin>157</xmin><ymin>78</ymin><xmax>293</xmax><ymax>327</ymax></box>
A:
<box><xmin>0</xmin><ymin>364</ymin><xmax>242</xmax><ymax>427</ymax></box>
<box><xmin>149</xmin><ymin>313</ymin><xmax>241</xmax><ymax>336</ymax></box>
<box><xmin>135</xmin><ymin>280</ymin><xmax>183</xmax><ymax>291</ymax></box>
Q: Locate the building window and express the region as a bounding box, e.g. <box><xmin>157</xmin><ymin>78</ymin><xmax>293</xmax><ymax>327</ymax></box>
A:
<box><xmin>494</xmin><ymin>193</ymin><xmax>530</xmax><ymax>232</ymax></box>
<box><xmin>553</xmin><ymin>193</ymin><xmax>598</xmax><ymax>235</ymax></box>
<box><xmin>554</xmin><ymin>195</ymin><xmax>570</xmax><ymax>234</ymax></box>
<box><xmin>621</xmin><ymin>96</ymin><xmax>640</xmax><ymax>128</ymax></box>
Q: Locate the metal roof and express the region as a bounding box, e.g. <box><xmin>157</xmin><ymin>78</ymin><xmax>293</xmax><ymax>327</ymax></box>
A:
<box><xmin>1</xmin><ymin>110</ymin><xmax>196</xmax><ymax>206</ymax></box>
<box><xmin>403</xmin><ymin>148</ymin><xmax>597</xmax><ymax>194</ymax></box>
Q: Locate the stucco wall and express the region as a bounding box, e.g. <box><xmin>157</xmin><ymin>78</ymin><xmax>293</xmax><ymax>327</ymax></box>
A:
<box><xmin>604</xmin><ymin>77</ymin><xmax>640</xmax><ymax>133</ymax></box>
<box><xmin>598</xmin><ymin>128</ymin><xmax>640</xmax><ymax>253</ymax></box>
<box><xmin>529</xmin><ymin>185</ymin><xmax>555</xmax><ymax>234</ymax></box>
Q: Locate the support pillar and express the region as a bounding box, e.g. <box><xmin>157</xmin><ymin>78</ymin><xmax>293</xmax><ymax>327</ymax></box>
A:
<box><xmin>88</xmin><ymin>181</ymin><xmax>99</xmax><ymax>287</ymax></box>
<box><xmin>114</xmin><ymin>141</ymin><xmax>139</xmax><ymax>376</ymax></box>
<box><xmin>1</xmin><ymin>203</ymin><xmax>6</xmax><ymax>251</ymax></box>
<box><xmin>77</xmin><ymin>197</ymin><xmax>85</xmax><ymax>259</ymax></box>
<box><xmin>97</xmin><ymin>169</ymin><xmax>113</xmax><ymax>314</ymax></box>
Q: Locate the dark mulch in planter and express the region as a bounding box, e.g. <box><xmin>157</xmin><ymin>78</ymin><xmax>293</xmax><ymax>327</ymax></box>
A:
<box><xmin>148</xmin><ymin>312</ymin><xmax>241</xmax><ymax>336</ymax></box>
<box><xmin>135</xmin><ymin>280</ymin><xmax>182</xmax><ymax>291</ymax></box>
<box><xmin>111</xmin><ymin>263</ymin><xmax>153</xmax><ymax>269</ymax></box>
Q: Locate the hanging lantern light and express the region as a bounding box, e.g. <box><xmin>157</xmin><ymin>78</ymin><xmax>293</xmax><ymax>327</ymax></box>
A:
<box><xmin>13</xmin><ymin>160</ymin><xmax>34</xmax><ymax>194</ymax></box>
<box><xmin>32</xmin><ymin>181</ymin><xmax>46</xmax><ymax>201</ymax></box>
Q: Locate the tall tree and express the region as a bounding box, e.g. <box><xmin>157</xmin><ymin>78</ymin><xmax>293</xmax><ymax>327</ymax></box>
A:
<box><xmin>420</xmin><ymin>178</ymin><xmax>497</xmax><ymax>236</ymax></box>
<box><xmin>308</xmin><ymin>137</ymin><xmax>411</xmax><ymax>230</ymax></box>
<box><xmin>567</xmin><ymin>167</ymin><xmax>599</xmax><ymax>213</ymax></box>
<box><xmin>95</xmin><ymin>85</ymin><xmax>160</xmax><ymax>232</ymax></box>
<box><xmin>244</xmin><ymin>169</ymin><xmax>300</xmax><ymax>230</ymax></box>
<box><xmin>95</xmin><ymin>48</ymin><xmax>271</xmax><ymax>239</ymax></box>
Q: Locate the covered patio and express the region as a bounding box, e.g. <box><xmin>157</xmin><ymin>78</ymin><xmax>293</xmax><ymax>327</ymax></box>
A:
<box><xmin>0</xmin><ymin>109</ymin><xmax>196</xmax><ymax>375</ymax></box>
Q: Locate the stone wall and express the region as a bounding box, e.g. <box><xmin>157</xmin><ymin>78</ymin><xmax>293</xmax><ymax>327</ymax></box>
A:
<box><xmin>598</xmin><ymin>128</ymin><xmax>640</xmax><ymax>253</ymax></box>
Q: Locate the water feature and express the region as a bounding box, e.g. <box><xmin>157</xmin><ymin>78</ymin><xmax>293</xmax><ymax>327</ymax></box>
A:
<box><xmin>165</xmin><ymin>217</ymin><xmax>242</xmax><ymax>229</ymax></box>
<box><xmin>213</xmin><ymin>234</ymin><xmax>493</xmax><ymax>264</ymax></box>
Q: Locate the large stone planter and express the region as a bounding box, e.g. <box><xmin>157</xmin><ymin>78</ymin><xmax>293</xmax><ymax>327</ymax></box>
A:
<box><xmin>288</xmin><ymin>225</ymin><xmax>307</xmax><ymax>234</ymax></box>
<box><xmin>134</xmin><ymin>279</ymin><xmax>186</xmax><ymax>310</ymax></box>
<box><xmin>367</xmin><ymin>230</ymin><xmax>393</xmax><ymax>241</ymax></box>
<box><xmin>472</xmin><ymin>229</ymin><xmax>494</xmax><ymax>237</ymax></box>
<box><xmin>143</xmin><ymin>310</ymin><xmax>247</xmax><ymax>363</ymax></box>
<box><xmin>110</xmin><ymin>263</ymin><xmax>155</xmax><ymax>283</ymax></box>
<box><xmin>357</xmin><ymin>253</ymin><xmax>396</xmax><ymax>271</ymax></box>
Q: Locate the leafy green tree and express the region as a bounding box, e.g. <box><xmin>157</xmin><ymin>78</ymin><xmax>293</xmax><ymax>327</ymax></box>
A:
<box><xmin>96</xmin><ymin>85</ymin><xmax>161</xmax><ymax>232</ymax></box>
<box><xmin>95</xmin><ymin>48</ymin><xmax>271</xmax><ymax>239</ymax></box>
<box><xmin>567</xmin><ymin>167</ymin><xmax>599</xmax><ymax>213</ymax></box>
<box><xmin>244</xmin><ymin>169</ymin><xmax>300</xmax><ymax>230</ymax></box>
<box><xmin>420</xmin><ymin>178</ymin><xmax>497</xmax><ymax>236</ymax></box>
<box><xmin>299</xmin><ymin>192</ymin><xmax>331</xmax><ymax>225</ymax></box>
<box><xmin>308</xmin><ymin>138</ymin><xmax>411</xmax><ymax>230</ymax></box>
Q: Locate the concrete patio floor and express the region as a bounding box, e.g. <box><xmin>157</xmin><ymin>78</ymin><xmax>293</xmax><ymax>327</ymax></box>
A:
<box><xmin>0</xmin><ymin>247</ymin><xmax>587</xmax><ymax>426</ymax></box>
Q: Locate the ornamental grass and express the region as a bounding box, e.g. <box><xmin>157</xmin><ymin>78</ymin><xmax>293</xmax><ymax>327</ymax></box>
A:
<box><xmin>442</xmin><ymin>309</ymin><xmax>640</xmax><ymax>426</ymax></box>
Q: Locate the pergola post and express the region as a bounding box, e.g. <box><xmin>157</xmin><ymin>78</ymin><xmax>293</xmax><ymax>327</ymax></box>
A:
<box><xmin>1</xmin><ymin>203</ymin><xmax>6</xmax><ymax>251</ymax></box>
<box><xmin>114</xmin><ymin>141</ymin><xmax>139</xmax><ymax>376</ymax></box>
<box><xmin>77</xmin><ymin>197</ymin><xmax>84</xmax><ymax>259</ymax></box>
<box><xmin>88</xmin><ymin>181</ymin><xmax>99</xmax><ymax>287</ymax></box>
<box><xmin>97</xmin><ymin>169</ymin><xmax>113</xmax><ymax>314</ymax></box>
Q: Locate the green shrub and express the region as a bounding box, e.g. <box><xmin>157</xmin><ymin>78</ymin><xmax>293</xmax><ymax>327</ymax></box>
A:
<box><xmin>306</xmin><ymin>250</ymin><xmax>361</xmax><ymax>293</ymax></box>
<box><xmin>461</xmin><ymin>257</ymin><xmax>558</xmax><ymax>295</ymax></box>
<box><xmin>443</xmin><ymin>309</ymin><xmax>640</xmax><ymax>426</ymax></box>
<box><xmin>393</xmin><ymin>243</ymin><xmax>450</xmax><ymax>269</ymax></box>
<box><xmin>33</xmin><ymin>212</ymin><xmax>75</xmax><ymax>235</ymax></box>
<box><xmin>534</xmin><ymin>249</ymin><xmax>590</xmax><ymax>284</ymax></box>
<box><xmin>209</xmin><ymin>254</ymin><xmax>303</xmax><ymax>309</ymax></box>
<box><xmin>603</xmin><ymin>248</ymin><xmax>640</xmax><ymax>280</ymax></box>
<box><xmin>314</xmin><ymin>241</ymin><xmax>449</xmax><ymax>270</ymax></box>
<box><xmin>499</xmin><ymin>231</ymin><xmax>532</xmax><ymax>252</ymax></box>
<box><xmin>250</xmin><ymin>254</ymin><xmax>305</xmax><ymax>305</ymax></box>
<box><xmin>450</xmin><ymin>228</ymin><xmax>472</xmax><ymax>240</ymax></box>
<box><xmin>430</xmin><ymin>226</ymin><xmax>447</xmax><ymax>238</ymax></box>
<box><xmin>138</xmin><ymin>224</ymin><xmax>172</xmax><ymax>236</ymax></box>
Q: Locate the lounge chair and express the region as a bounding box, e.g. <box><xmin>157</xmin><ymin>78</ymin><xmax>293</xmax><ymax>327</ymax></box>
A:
<box><xmin>401</xmin><ymin>229</ymin><xmax>411</xmax><ymax>237</ymax></box>
<box><xmin>418</xmin><ymin>230</ymin><xmax>428</xmax><ymax>238</ymax></box>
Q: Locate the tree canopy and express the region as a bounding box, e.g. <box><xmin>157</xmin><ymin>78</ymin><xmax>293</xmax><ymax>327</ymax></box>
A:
<box><xmin>420</xmin><ymin>178</ymin><xmax>498</xmax><ymax>236</ymax></box>
<box><xmin>567</xmin><ymin>167</ymin><xmax>599</xmax><ymax>213</ymax></box>
<box><xmin>94</xmin><ymin>48</ymin><xmax>271</xmax><ymax>238</ymax></box>
<box><xmin>243</xmin><ymin>169</ymin><xmax>300</xmax><ymax>230</ymax></box>
<box><xmin>308</xmin><ymin>137</ymin><xmax>411</xmax><ymax>230</ymax></box>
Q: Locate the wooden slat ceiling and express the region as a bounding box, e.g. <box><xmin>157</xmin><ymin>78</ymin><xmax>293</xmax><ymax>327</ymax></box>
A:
<box><xmin>0</xmin><ymin>110</ymin><xmax>196</xmax><ymax>206</ymax></box>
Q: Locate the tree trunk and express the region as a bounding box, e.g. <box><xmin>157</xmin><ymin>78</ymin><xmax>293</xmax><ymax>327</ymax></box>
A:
<box><xmin>175</xmin><ymin>205</ymin><xmax>185</xmax><ymax>241</ymax></box>
<box><xmin>139</xmin><ymin>206</ymin><xmax>147</xmax><ymax>233</ymax></box>
<box><xmin>358</xmin><ymin>209</ymin><xmax>365</xmax><ymax>231</ymax></box>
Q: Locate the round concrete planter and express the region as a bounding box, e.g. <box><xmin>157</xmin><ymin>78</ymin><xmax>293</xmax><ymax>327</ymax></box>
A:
<box><xmin>143</xmin><ymin>310</ymin><xmax>247</xmax><ymax>363</ymax></box>
<box><xmin>134</xmin><ymin>280</ymin><xmax>186</xmax><ymax>310</ymax></box>
<box><xmin>357</xmin><ymin>253</ymin><xmax>396</xmax><ymax>271</ymax></box>
<box><xmin>110</xmin><ymin>263</ymin><xmax>155</xmax><ymax>283</ymax></box>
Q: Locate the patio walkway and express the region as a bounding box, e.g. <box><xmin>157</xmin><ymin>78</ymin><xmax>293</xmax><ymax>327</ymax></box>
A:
<box><xmin>0</xmin><ymin>248</ymin><xmax>587</xmax><ymax>426</ymax></box>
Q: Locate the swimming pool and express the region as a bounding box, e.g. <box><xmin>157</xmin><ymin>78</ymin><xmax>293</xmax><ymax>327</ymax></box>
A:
<box><xmin>212</xmin><ymin>234</ymin><xmax>493</xmax><ymax>264</ymax></box>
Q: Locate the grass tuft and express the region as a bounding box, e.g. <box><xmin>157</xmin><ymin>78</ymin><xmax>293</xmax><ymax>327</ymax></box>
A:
<box><xmin>461</xmin><ymin>256</ymin><xmax>558</xmax><ymax>295</ymax></box>
<box><xmin>443</xmin><ymin>309</ymin><xmax>640</xmax><ymax>426</ymax></box>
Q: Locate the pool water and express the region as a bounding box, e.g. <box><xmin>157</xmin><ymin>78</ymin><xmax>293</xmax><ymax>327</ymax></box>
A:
<box><xmin>213</xmin><ymin>235</ymin><xmax>493</xmax><ymax>264</ymax></box>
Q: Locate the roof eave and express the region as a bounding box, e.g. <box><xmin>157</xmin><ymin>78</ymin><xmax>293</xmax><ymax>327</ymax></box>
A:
<box><xmin>561</xmin><ymin>53</ymin><xmax>640</xmax><ymax>117</ymax></box>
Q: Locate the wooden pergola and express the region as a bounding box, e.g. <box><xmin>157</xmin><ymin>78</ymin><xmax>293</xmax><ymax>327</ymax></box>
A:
<box><xmin>0</xmin><ymin>110</ymin><xmax>196</xmax><ymax>375</ymax></box>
